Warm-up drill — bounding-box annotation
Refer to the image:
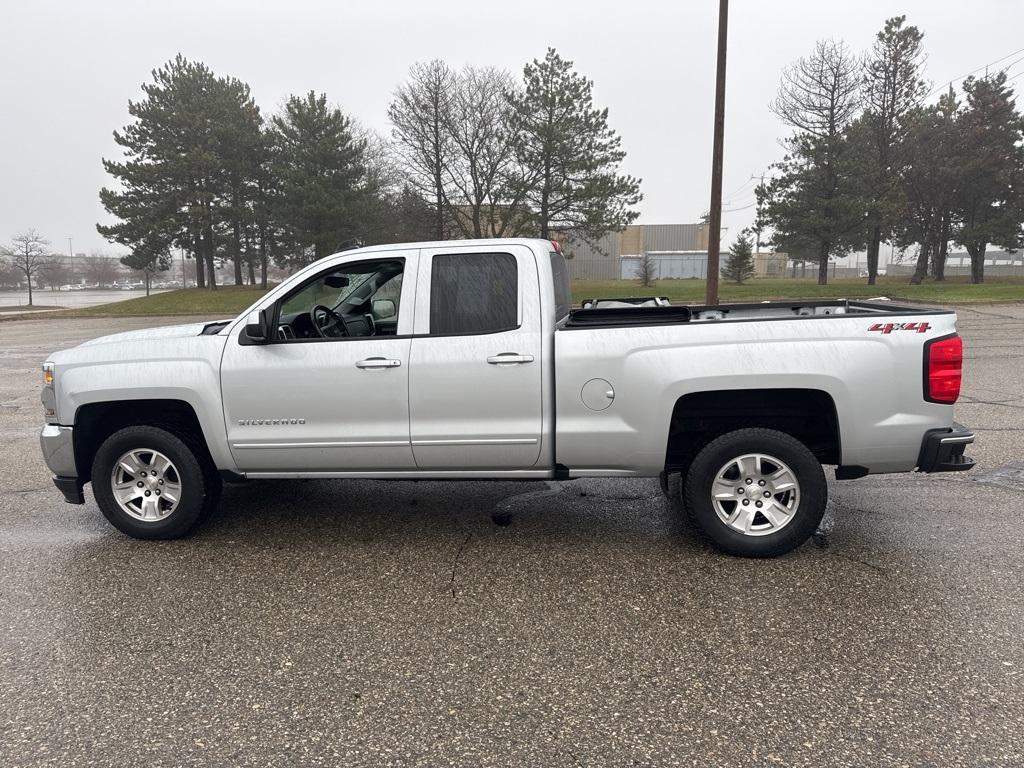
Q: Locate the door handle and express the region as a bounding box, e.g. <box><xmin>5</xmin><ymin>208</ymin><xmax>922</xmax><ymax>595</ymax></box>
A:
<box><xmin>486</xmin><ymin>353</ymin><xmax>535</xmax><ymax>365</ymax></box>
<box><xmin>356</xmin><ymin>357</ymin><xmax>402</xmax><ymax>369</ymax></box>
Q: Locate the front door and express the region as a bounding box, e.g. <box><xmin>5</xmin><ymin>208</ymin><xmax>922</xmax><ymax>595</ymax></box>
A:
<box><xmin>220</xmin><ymin>252</ymin><xmax>417</xmax><ymax>472</ymax></box>
<box><xmin>408</xmin><ymin>245</ymin><xmax>543</xmax><ymax>469</ymax></box>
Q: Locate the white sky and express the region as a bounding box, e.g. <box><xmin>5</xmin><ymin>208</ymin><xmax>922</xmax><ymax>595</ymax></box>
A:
<box><xmin>2</xmin><ymin>0</ymin><xmax>1023</xmax><ymax>257</ymax></box>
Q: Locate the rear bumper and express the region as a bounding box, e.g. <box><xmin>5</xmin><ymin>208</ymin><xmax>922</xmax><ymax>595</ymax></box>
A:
<box><xmin>917</xmin><ymin>424</ymin><xmax>976</xmax><ymax>473</ymax></box>
<box><xmin>40</xmin><ymin>424</ymin><xmax>85</xmax><ymax>504</ymax></box>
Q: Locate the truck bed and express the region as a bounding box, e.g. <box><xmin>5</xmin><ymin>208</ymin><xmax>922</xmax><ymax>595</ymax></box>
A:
<box><xmin>554</xmin><ymin>298</ymin><xmax>960</xmax><ymax>477</ymax></box>
<box><xmin>562</xmin><ymin>299</ymin><xmax>951</xmax><ymax>329</ymax></box>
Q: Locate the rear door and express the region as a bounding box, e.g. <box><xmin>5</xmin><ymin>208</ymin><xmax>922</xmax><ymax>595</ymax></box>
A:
<box><xmin>408</xmin><ymin>244</ymin><xmax>543</xmax><ymax>469</ymax></box>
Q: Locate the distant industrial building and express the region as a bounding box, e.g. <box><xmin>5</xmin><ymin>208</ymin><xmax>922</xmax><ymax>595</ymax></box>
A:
<box><xmin>620</xmin><ymin>251</ymin><xmax>789</xmax><ymax>280</ymax></box>
<box><xmin>559</xmin><ymin>222</ymin><xmax>788</xmax><ymax>280</ymax></box>
<box><xmin>559</xmin><ymin>223</ymin><xmax>708</xmax><ymax>280</ymax></box>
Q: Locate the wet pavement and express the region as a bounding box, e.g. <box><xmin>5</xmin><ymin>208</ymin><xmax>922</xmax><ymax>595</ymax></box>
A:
<box><xmin>1</xmin><ymin>308</ymin><xmax>1023</xmax><ymax>767</ymax></box>
<box><xmin>0</xmin><ymin>288</ymin><xmax>169</xmax><ymax>312</ymax></box>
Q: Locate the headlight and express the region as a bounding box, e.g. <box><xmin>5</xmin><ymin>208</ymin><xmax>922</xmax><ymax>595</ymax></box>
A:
<box><xmin>42</xmin><ymin>363</ymin><xmax>56</xmax><ymax>422</ymax></box>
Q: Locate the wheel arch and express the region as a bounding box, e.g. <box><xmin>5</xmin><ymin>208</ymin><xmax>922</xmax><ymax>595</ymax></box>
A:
<box><xmin>665</xmin><ymin>388</ymin><xmax>842</xmax><ymax>474</ymax></box>
<box><xmin>73</xmin><ymin>399</ymin><xmax>217</xmax><ymax>484</ymax></box>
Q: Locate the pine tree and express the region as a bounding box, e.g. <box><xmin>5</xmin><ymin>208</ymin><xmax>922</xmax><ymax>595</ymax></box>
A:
<box><xmin>722</xmin><ymin>234</ymin><xmax>756</xmax><ymax>284</ymax></box>
<box><xmin>896</xmin><ymin>91</ymin><xmax>960</xmax><ymax>284</ymax></box>
<box><xmin>119</xmin><ymin>232</ymin><xmax>172</xmax><ymax>296</ymax></box>
<box><xmin>952</xmin><ymin>73</ymin><xmax>1024</xmax><ymax>284</ymax></box>
<box><xmin>215</xmin><ymin>77</ymin><xmax>266</xmax><ymax>286</ymax></box>
<box><xmin>270</xmin><ymin>91</ymin><xmax>372</xmax><ymax>267</ymax></box>
<box><xmin>99</xmin><ymin>56</ymin><xmax>264</xmax><ymax>290</ymax></box>
<box><xmin>635</xmin><ymin>252</ymin><xmax>657</xmax><ymax>287</ymax></box>
<box><xmin>860</xmin><ymin>16</ymin><xmax>927</xmax><ymax>285</ymax></box>
<box><xmin>507</xmin><ymin>48</ymin><xmax>642</xmax><ymax>241</ymax></box>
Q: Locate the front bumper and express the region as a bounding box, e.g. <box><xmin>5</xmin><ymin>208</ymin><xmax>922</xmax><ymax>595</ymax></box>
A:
<box><xmin>40</xmin><ymin>424</ymin><xmax>84</xmax><ymax>504</ymax></box>
<box><xmin>917</xmin><ymin>424</ymin><xmax>976</xmax><ymax>473</ymax></box>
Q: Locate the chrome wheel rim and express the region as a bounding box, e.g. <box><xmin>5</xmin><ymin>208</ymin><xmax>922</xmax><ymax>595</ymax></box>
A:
<box><xmin>110</xmin><ymin>449</ymin><xmax>182</xmax><ymax>522</ymax></box>
<box><xmin>711</xmin><ymin>452</ymin><xmax>800</xmax><ymax>537</ymax></box>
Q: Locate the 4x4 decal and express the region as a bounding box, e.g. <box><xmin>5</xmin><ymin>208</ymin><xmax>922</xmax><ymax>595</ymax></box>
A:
<box><xmin>868</xmin><ymin>322</ymin><xmax>931</xmax><ymax>334</ymax></box>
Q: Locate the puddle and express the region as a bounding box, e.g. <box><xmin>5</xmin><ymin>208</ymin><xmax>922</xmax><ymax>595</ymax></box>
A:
<box><xmin>973</xmin><ymin>462</ymin><xmax>1024</xmax><ymax>493</ymax></box>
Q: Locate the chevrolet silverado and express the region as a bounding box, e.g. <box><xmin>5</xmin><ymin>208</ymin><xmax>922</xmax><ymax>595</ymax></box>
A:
<box><xmin>39</xmin><ymin>238</ymin><xmax>975</xmax><ymax>556</ymax></box>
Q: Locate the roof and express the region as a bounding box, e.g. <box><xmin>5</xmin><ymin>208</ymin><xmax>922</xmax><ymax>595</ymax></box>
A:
<box><xmin>333</xmin><ymin>237</ymin><xmax>553</xmax><ymax>259</ymax></box>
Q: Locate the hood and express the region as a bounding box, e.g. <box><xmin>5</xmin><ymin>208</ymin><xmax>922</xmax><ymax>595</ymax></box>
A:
<box><xmin>77</xmin><ymin>320</ymin><xmax>230</xmax><ymax>348</ymax></box>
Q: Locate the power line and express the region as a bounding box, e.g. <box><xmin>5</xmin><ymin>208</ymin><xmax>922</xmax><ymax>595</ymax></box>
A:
<box><xmin>995</xmin><ymin>53</ymin><xmax>1024</xmax><ymax>79</ymax></box>
<box><xmin>724</xmin><ymin>195</ymin><xmax>757</xmax><ymax>210</ymax></box>
<box><xmin>926</xmin><ymin>45</ymin><xmax>1024</xmax><ymax>98</ymax></box>
<box><xmin>723</xmin><ymin>176</ymin><xmax>755</xmax><ymax>199</ymax></box>
<box><xmin>722</xmin><ymin>202</ymin><xmax>756</xmax><ymax>213</ymax></box>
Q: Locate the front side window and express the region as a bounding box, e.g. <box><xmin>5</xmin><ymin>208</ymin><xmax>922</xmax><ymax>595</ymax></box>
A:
<box><xmin>277</xmin><ymin>258</ymin><xmax>404</xmax><ymax>339</ymax></box>
<box><xmin>429</xmin><ymin>253</ymin><xmax>518</xmax><ymax>335</ymax></box>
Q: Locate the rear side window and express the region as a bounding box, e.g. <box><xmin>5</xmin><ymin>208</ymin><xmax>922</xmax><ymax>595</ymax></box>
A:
<box><xmin>430</xmin><ymin>253</ymin><xmax>518</xmax><ymax>335</ymax></box>
<box><xmin>549</xmin><ymin>251</ymin><xmax>571</xmax><ymax>320</ymax></box>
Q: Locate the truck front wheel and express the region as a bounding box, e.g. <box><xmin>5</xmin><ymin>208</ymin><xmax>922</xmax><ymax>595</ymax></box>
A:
<box><xmin>91</xmin><ymin>425</ymin><xmax>219</xmax><ymax>540</ymax></box>
<box><xmin>683</xmin><ymin>428</ymin><xmax>826</xmax><ymax>558</ymax></box>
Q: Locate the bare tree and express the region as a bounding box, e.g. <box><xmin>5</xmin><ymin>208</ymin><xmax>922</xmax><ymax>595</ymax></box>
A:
<box><xmin>768</xmin><ymin>40</ymin><xmax>863</xmax><ymax>285</ymax></box>
<box><xmin>388</xmin><ymin>60</ymin><xmax>457</xmax><ymax>240</ymax></box>
<box><xmin>771</xmin><ymin>40</ymin><xmax>861</xmax><ymax>141</ymax></box>
<box><xmin>445</xmin><ymin>66</ymin><xmax>527</xmax><ymax>238</ymax></box>
<box><xmin>0</xmin><ymin>260</ymin><xmax>21</xmax><ymax>289</ymax></box>
<box><xmin>0</xmin><ymin>229</ymin><xmax>51</xmax><ymax>305</ymax></box>
<box><xmin>636</xmin><ymin>252</ymin><xmax>657</xmax><ymax>287</ymax></box>
<box><xmin>37</xmin><ymin>256</ymin><xmax>72</xmax><ymax>291</ymax></box>
<box><xmin>81</xmin><ymin>253</ymin><xmax>120</xmax><ymax>288</ymax></box>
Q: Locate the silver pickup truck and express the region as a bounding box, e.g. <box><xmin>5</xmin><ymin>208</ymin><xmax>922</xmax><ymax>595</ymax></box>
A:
<box><xmin>39</xmin><ymin>238</ymin><xmax>974</xmax><ymax>557</ymax></box>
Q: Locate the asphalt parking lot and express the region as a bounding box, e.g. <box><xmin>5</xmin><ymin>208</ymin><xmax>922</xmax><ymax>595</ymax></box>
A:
<box><xmin>1</xmin><ymin>307</ymin><xmax>1023</xmax><ymax>767</ymax></box>
<box><xmin>0</xmin><ymin>288</ymin><xmax>169</xmax><ymax>312</ymax></box>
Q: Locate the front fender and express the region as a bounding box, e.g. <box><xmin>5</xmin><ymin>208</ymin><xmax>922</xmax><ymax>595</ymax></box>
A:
<box><xmin>52</xmin><ymin>338</ymin><xmax>234</xmax><ymax>471</ymax></box>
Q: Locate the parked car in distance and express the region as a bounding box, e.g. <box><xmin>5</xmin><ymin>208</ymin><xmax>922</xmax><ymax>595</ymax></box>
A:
<box><xmin>39</xmin><ymin>238</ymin><xmax>974</xmax><ymax>557</ymax></box>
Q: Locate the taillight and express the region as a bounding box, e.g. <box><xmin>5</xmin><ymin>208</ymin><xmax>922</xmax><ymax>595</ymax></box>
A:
<box><xmin>924</xmin><ymin>334</ymin><xmax>962</xmax><ymax>404</ymax></box>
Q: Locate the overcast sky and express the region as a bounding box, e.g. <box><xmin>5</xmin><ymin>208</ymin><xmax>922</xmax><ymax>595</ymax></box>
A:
<box><xmin>2</xmin><ymin>0</ymin><xmax>1023</xmax><ymax>256</ymax></box>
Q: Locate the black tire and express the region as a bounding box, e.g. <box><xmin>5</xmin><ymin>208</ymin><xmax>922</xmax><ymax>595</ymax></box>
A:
<box><xmin>683</xmin><ymin>428</ymin><xmax>827</xmax><ymax>558</ymax></box>
<box><xmin>91</xmin><ymin>425</ymin><xmax>219</xmax><ymax>540</ymax></box>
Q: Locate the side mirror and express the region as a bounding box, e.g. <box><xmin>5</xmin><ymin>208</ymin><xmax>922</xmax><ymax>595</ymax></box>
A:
<box><xmin>245</xmin><ymin>309</ymin><xmax>275</xmax><ymax>344</ymax></box>
<box><xmin>372</xmin><ymin>298</ymin><xmax>396</xmax><ymax>319</ymax></box>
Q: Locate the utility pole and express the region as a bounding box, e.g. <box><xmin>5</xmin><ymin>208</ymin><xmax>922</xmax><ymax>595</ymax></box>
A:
<box><xmin>705</xmin><ymin>0</ymin><xmax>729</xmax><ymax>306</ymax></box>
<box><xmin>67</xmin><ymin>238</ymin><xmax>74</xmax><ymax>284</ymax></box>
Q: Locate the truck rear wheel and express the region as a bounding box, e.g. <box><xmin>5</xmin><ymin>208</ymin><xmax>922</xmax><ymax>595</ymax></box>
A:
<box><xmin>91</xmin><ymin>425</ymin><xmax>219</xmax><ymax>540</ymax></box>
<box><xmin>683</xmin><ymin>428</ymin><xmax>826</xmax><ymax>558</ymax></box>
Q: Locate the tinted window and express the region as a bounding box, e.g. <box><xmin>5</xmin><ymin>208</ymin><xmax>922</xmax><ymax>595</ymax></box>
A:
<box><xmin>430</xmin><ymin>253</ymin><xmax>518</xmax><ymax>335</ymax></box>
<box><xmin>549</xmin><ymin>251</ymin><xmax>572</xmax><ymax>319</ymax></box>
